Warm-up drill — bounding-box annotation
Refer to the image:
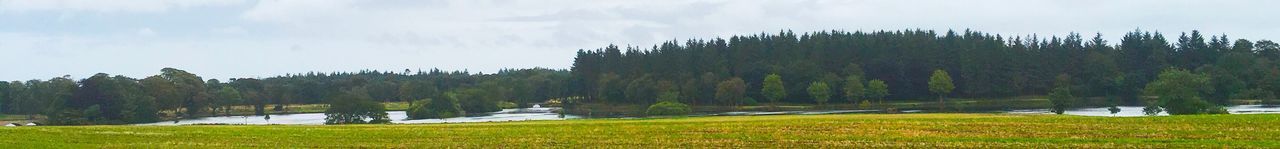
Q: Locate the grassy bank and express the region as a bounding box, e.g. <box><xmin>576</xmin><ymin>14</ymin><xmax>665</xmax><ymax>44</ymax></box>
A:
<box><xmin>3</xmin><ymin>113</ymin><xmax>1278</xmax><ymax>148</ymax></box>
<box><xmin>206</xmin><ymin>101</ymin><xmax>412</xmax><ymax>116</ymax></box>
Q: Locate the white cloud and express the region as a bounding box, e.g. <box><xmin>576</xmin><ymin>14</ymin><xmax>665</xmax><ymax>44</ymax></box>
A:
<box><xmin>0</xmin><ymin>0</ymin><xmax>246</xmax><ymax>13</ymax></box>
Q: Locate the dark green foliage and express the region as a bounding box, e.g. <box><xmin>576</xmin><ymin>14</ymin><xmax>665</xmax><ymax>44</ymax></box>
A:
<box><xmin>657</xmin><ymin>91</ymin><xmax>680</xmax><ymax>103</ymax></box>
<box><xmin>1049</xmin><ymin>87</ymin><xmax>1074</xmax><ymax>115</ymax></box>
<box><xmin>646</xmin><ymin>101</ymin><xmax>691</xmax><ymax>116</ymax></box>
<box><xmin>161</xmin><ymin>68</ymin><xmax>208</xmax><ymax>118</ymax></box>
<box><xmin>323</xmin><ymin>87</ymin><xmax>390</xmax><ymax>124</ymax></box>
<box><xmin>1108</xmin><ymin>105</ymin><xmax>1121</xmax><ymax>116</ymax></box>
<box><xmin>7</xmin><ymin>29</ymin><xmax>1280</xmax><ymax>125</ymax></box>
<box><xmin>566</xmin><ymin>29</ymin><xmax>1280</xmax><ymax>110</ymax></box>
<box><xmin>212</xmin><ymin>86</ymin><xmax>241</xmax><ymax>116</ymax></box>
<box><xmin>1143</xmin><ymin>68</ymin><xmax>1227</xmax><ymax>115</ymax></box>
<box><xmin>45</xmin><ymin>74</ymin><xmax>160</xmax><ymax>125</ymax></box>
<box><xmin>742</xmin><ymin>97</ymin><xmax>759</xmax><ymax>106</ymax></box>
<box><xmin>407</xmin><ymin>93</ymin><xmax>466</xmax><ymax>120</ymax></box>
<box><xmin>4</xmin><ymin>66</ymin><xmax>571</xmax><ymax>125</ymax></box>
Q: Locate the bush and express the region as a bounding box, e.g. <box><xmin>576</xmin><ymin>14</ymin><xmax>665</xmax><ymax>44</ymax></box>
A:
<box><xmin>646</xmin><ymin>101</ymin><xmax>691</xmax><ymax>116</ymax></box>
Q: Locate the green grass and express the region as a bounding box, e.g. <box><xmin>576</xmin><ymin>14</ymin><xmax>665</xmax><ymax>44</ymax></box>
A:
<box><xmin>3</xmin><ymin>113</ymin><xmax>1279</xmax><ymax>148</ymax></box>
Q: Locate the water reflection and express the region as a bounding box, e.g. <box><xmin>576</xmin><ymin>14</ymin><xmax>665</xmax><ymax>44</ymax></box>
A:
<box><xmin>1007</xmin><ymin>105</ymin><xmax>1280</xmax><ymax>117</ymax></box>
<box><xmin>137</xmin><ymin>108</ymin><xmax>580</xmax><ymax>126</ymax></box>
<box><xmin>138</xmin><ymin>104</ymin><xmax>1280</xmax><ymax>125</ymax></box>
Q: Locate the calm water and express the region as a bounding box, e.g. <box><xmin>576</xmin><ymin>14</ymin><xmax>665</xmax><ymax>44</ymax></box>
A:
<box><xmin>137</xmin><ymin>107</ymin><xmax>580</xmax><ymax>126</ymax></box>
<box><xmin>707</xmin><ymin>105</ymin><xmax>1280</xmax><ymax>117</ymax></box>
<box><xmin>138</xmin><ymin>104</ymin><xmax>1280</xmax><ymax>125</ymax></box>
<box><xmin>1006</xmin><ymin>104</ymin><xmax>1280</xmax><ymax>117</ymax></box>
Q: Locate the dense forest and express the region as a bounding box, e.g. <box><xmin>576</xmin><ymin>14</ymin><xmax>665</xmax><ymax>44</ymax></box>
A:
<box><xmin>569</xmin><ymin>29</ymin><xmax>1280</xmax><ymax>108</ymax></box>
<box><xmin>0</xmin><ymin>68</ymin><xmax>569</xmax><ymax>125</ymax></box>
<box><xmin>3</xmin><ymin>29</ymin><xmax>1277</xmax><ymax>125</ymax></box>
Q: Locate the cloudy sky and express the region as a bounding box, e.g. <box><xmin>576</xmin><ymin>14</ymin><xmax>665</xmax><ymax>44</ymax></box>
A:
<box><xmin>2</xmin><ymin>0</ymin><xmax>1278</xmax><ymax>81</ymax></box>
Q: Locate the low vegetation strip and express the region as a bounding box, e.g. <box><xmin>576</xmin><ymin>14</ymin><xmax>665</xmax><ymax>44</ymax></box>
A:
<box><xmin>2</xmin><ymin>114</ymin><xmax>1279</xmax><ymax>148</ymax></box>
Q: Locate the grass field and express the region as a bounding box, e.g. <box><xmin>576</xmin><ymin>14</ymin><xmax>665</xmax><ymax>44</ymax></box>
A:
<box><xmin>3</xmin><ymin>113</ymin><xmax>1279</xmax><ymax>148</ymax></box>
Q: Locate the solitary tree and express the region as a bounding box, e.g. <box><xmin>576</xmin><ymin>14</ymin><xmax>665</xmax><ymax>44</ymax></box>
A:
<box><xmin>865</xmin><ymin>80</ymin><xmax>889</xmax><ymax>108</ymax></box>
<box><xmin>1049</xmin><ymin>74</ymin><xmax>1074</xmax><ymax>114</ymax></box>
<box><xmin>807</xmin><ymin>82</ymin><xmax>831</xmax><ymax>107</ymax></box>
<box><xmin>715</xmin><ymin>77</ymin><xmax>746</xmax><ymax>107</ymax></box>
<box><xmin>928</xmin><ymin>69</ymin><xmax>955</xmax><ymax>111</ymax></box>
<box><xmin>843</xmin><ymin>75</ymin><xmax>865</xmax><ymax>106</ymax></box>
<box><xmin>762</xmin><ymin>74</ymin><xmax>787</xmax><ymax>108</ymax></box>
<box><xmin>1143</xmin><ymin>68</ymin><xmax>1226</xmax><ymax>115</ymax></box>
<box><xmin>1048</xmin><ymin>87</ymin><xmax>1074</xmax><ymax>114</ymax></box>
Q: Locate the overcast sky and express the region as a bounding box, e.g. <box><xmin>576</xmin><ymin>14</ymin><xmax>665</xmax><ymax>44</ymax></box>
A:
<box><xmin>2</xmin><ymin>0</ymin><xmax>1279</xmax><ymax>81</ymax></box>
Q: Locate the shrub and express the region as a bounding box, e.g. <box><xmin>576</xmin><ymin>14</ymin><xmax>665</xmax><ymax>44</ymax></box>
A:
<box><xmin>646</xmin><ymin>101</ymin><xmax>691</xmax><ymax>116</ymax></box>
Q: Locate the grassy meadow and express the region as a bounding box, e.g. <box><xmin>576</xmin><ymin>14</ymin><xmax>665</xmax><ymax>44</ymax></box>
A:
<box><xmin>3</xmin><ymin>113</ymin><xmax>1279</xmax><ymax>148</ymax></box>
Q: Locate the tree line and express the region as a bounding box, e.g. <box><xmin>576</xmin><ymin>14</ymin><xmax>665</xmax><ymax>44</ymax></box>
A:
<box><xmin>569</xmin><ymin>29</ymin><xmax>1280</xmax><ymax>111</ymax></box>
<box><xmin>3</xmin><ymin>28</ymin><xmax>1276</xmax><ymax>124</ymax></box>
<box><xmin>0</xmin><ymin>68</ymin><xmax>570</xmax><ymax>125</ymax></box>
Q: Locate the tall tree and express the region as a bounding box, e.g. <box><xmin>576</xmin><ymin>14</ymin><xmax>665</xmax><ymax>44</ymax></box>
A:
<box><xmin>807</xmin><ymin>81</ymin><xmax>831</xmax><ymax>107</ymax></box>
<box><xmin>213</xmin><ymin>86</ymin><xmax>242</xmax><ymax>116</ymax></box>
<box><xmin>843</xmin><ymin>75</ymin><xmax>865</xmax><ymax>106</ymax></box>
<box><xmin>865</xmin><ymin>80</ymin><xmax>889</xmax><ymax>108</ymax></box>
<box><xmin>762</xmin><ymin>74</ymin><xmax>787</xmax><ymax>108</ymax></box>
<box><xmin>1049</xmin><ymin>74</ymin><xmax>1074</xmax><ymax>114</ymax></box>
<box><xmin>1143</xmin><ymin>68</ymin><xmax>1225</xmax><ymax>115</ymax></box>
<box><xmin>928</xmin><ymin>69</ymin><xmax>955</xmax><ymax>111</ymax></box>
<box><xmin>160</xmin><ymin>68</ymin><xmax>208</xmax><ymax>117</ymax></box>
<box><xmin>715</xmin><ymin>77</ymin><xmax>747</xmax><ymax>107</ymax></box>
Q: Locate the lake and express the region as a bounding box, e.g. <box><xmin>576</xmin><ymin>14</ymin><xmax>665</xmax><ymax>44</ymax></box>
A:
<box><xmin>1006</xmin><ymin>104</ymin><xmax>1280</xmax><ymax>116</ymax></box>
<box><xmin>139</xmin><ymin>104</ymin><xmax>1280</xmax><ymax>125</ymax></box>
<box><xmin>138</xmin><ymin>107</ymin><xmax>580</xmax><ymax>126</ymax></box>
<box><xmin>705</xmin><ymin>105</ymin><xmax>1280</xmax><ymax>117</ymax></box>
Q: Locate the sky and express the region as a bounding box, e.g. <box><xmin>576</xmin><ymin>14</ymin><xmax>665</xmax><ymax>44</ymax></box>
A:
<box><xmin>2</xmin><ymin>0</ymin><xmax>1279</xmax><ymax>81</ymax></box>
